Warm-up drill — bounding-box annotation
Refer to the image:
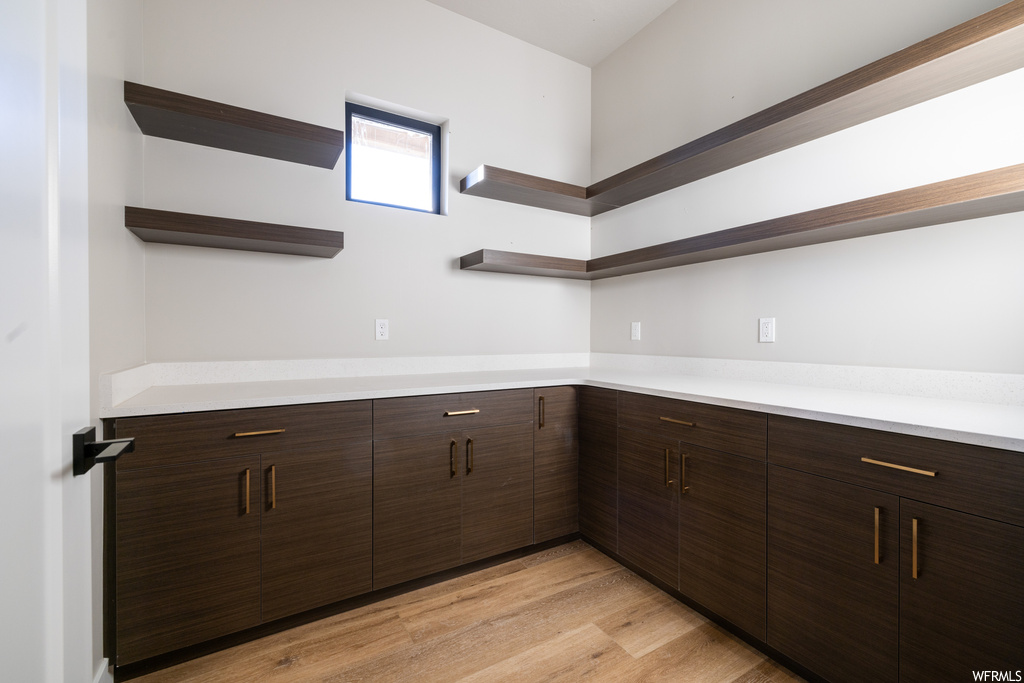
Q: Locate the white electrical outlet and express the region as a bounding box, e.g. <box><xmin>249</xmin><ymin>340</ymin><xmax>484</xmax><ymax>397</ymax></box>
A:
<box><xmin>759</xmin><ymin>317</ymin><xmax>776</xmax><ymax>343</ymax></box>
<box><xmin>630</xmin><ymin>322</ymin><xmax>641</xmax><ymax>341</ymax></box>
<box><xmin>375</xmin><ymin>319</ymin><xmax>389</xmax><ymax>341</ymax></box>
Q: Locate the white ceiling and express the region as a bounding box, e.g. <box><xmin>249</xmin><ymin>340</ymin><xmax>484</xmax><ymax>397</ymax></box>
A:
<box><xmin>425</xmin><ymin>0</ymin><xmax>679</xmax><ymax>67</ymax></box>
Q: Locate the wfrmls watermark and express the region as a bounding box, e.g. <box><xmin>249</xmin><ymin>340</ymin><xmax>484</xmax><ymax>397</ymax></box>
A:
<box><xmin>972</xmin><ymin>672</ymin><xmax>1023</xmax><ymax>682</ymax></box>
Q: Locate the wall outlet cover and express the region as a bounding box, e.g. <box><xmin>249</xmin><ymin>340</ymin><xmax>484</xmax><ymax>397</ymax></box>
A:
<box><xmin>375</xmin><ymin>319</ymin><xmax>389</xmax><ymax>341</ymax></box>
<box><xmin>630</xmin><ymin>321</ymin><xmax>641</xmax><ymax>341</ymax></box>
<box><xmin>759</xmin><ymin>317</ymin><xmax>775</xmax><ymax>343</ymax></box>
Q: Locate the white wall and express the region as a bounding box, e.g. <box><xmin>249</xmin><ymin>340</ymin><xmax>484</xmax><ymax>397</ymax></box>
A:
<box><xmin>590</xmin><ymin>0</ymin><xmax>1024</xmax><ymax>374</ymax></box>
<box><xmin>136</xmin><ymin>0</ymin><xmax>592</xmax><ymax>362</ymax></box>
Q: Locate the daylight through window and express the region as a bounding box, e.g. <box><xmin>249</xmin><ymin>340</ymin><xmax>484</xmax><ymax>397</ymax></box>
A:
<box><xmin>346</xmin><ymin>103</ymin><xmax>441</xmax><ymax>214</ymax></box>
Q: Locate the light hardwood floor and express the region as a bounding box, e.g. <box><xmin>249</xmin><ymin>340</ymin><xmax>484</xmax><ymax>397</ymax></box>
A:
<box><xmin>134</xmin><ymin>541</ymin><xmax>805</xmax><ymax>682</ymax></box>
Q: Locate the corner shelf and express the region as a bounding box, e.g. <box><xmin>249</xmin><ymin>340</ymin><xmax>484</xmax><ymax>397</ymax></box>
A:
<box><xmin>124</xmin><ymin>81</ymin><xmax>345</xmax><ymax>169</ymax></box>
<box><xmin>460</xmin><ymin>1</ymin><xmax>1024</xmax><ymax>216</ymax></box>
<box><xmin>125</xmin><ymin>207</ymin><xmax>344</xmax><ymax>258</ymax></box>
<box><xmin>460</xmin><ymin>164</ymin><xmax>1024</xmax><ymax>280</ymax></box>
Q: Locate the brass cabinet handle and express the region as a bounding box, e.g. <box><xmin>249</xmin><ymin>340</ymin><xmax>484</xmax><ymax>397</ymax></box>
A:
<box><xmin>244</xmin><ymin>468</ymin><xmax>251</xmax><ymax>515</ymax></box>
<box><xmin>680</xmin><ymin>453</ymin><xmax>689</xmax><ymax>494</ymax></box>
<box><xmin>234</xmin><ymin>429</ymin><xmax>286</xmax><ymax>438</ymax></box>
<box><xmin>450</xmin><ymin>439</ymin><xmax>458</xmax><ymax>478</ymax></box>
<box><xmin>538</xmin><ymin>396</ymin><xmax>545</xmax><ymax>428</ymax></box>
<box><xmin>467</xmin><ymin>438</ymin><xmax>474</xmax><ymax>474</ymax></box>
<box><xmin>665</xmin><ymin>448</ymin><xmax>676</xmax><ymax>487</ymax></box>
<box><xmin>861</xmin><ymin>457</ymin><xmax>936</xmax><ymax>477</ymax></box>
<box><xmin>444</xmin><ymin>409</ymin><xmax>480</xmax><ymax>417</ymax></box>
<box><xmin>874</xmin><ymin>507</ymin><xmax>880</xmax><ymax>564</ymax></box>
<box><xmin>270</xmin><ymin>465</ymin><xmax>277</xmax><ymax>510</ymax></box>
<box><xmin>660</xmin><ymin>416</ymin><xmax>695</xmax><ymax>427</ymax></box>
<box><xmin>912</xmin><ymin>518</ymin><xmax>920</xmax><ymax>579</ymax></box>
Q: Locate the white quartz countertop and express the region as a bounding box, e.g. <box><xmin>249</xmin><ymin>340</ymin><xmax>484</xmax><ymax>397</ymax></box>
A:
<box><xmin>100</xmin><ymin>355</ymin><xmax>1024</xmax><ymax>453</ymax></box>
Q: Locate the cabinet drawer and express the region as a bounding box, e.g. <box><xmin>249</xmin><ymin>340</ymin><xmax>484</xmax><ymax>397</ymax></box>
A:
<box><xmin>768</xmin><ymin>415</ymin><xmax>1024</xmax><ymax>527</ymax></box>
<box><xmin>113</xmin><ymin>401</ymin><xmax>372</xmax><ymax>470</ymax></box>
<box><xmin>373</xmin><ymin>389</ymin><xmax>533</xmax><ymax>440</ymax></box>
<box><xmin>618</xmin><ymin>392</ymin><xmax>766</xmax><ymax>460</ymax></box>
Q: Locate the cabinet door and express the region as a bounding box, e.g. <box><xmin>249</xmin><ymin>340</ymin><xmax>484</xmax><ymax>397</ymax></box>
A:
<box><xmin>533</xmin><ymin>387</ymin><xmax>578</xmax><ymax>543</ymax></box>
<box><xmin>899</xmin><ymin>500</ymin><xmax>1024</xmax><ymax>683</ymax></box>
<box><xmin>261</xmin><ymin>442</ymin><xmax>372</xmax><ymax>622</ymax></box>
<box><xmin>767</xmin><ymin>465</ymin><xmax>899</xmax><ymax>683</ymax></box>
<box><xmin>678</xmin><ymin>446</ymin><xmax>766</xmax><ymax>640</ymax></box>
<box><xmin>115</xmin><ymin>456</ymin><xmax>261</xmax><ymax>665</ymax></box>
<box><xmin>617</xmin><ymin>427</ymin><xmax>679</xmax><ymax>587</ymax></box>
<box><xmin>373</xmin><ymin>433</ymin><xmax>462</xmax><ymax>589</ymax></box>
<box><xmin>462</xmin><ymin>422</ymin><xmax>535</xmax><ymax>563</ymax></box>
<box><xmin>579</xmin><ymin>387</ymin><xmax>618</xmax><ymax>552</ymax></box>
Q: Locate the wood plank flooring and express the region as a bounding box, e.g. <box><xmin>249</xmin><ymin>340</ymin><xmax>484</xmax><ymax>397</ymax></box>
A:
<box><xmin>133</xmin><ymin>541</ymin><xmax>804</xmax><ymax>682</ymax></box>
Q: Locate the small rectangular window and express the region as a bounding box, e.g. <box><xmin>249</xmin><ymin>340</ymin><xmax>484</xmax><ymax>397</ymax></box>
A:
<box><xmin>345</xmin><ymin>103</ymin><xmax>441</xmax><ymax>214</ymax></box>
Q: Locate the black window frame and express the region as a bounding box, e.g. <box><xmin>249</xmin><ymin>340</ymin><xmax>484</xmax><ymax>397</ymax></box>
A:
<box><xmin>345</xmin><ymin>102</ymin><xmax>442</xmax><ymax>215</ymax></box>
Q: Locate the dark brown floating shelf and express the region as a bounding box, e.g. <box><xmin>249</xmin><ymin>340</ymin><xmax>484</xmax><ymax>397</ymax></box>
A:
<box><xmin>124</xmin><ymin>81</ymin><xmax>345</xmax><ymax>169</ymax></box>
<box><xmin>461</xmin><ymin>164</ymin><xmax>1024</xmax><ymax>280</ymax></box>
<box><xmin>460</xmin><ymin>0</ymin><xmax>1024</xmax><ymax>216</ymax></box>
<box><xmin>125</xmin><ymin>207</ymin><xmax>345</xmax><ymax>258</ymax></box>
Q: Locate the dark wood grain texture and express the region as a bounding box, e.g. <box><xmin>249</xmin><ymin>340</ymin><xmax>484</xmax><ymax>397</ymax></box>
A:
<box><xmin>113</xmin><ymin>401</ymin><xmax>371</xmax><ymax>471</ymax></box>
<box><xmin>124</xmin><ymin>81</ymin><xmax>345</xmax><ymax>169</ymax></box>
<box><xmin>372</xmin><ymin>431</ymin><xmax>463</xmax><ymax>590</ymax></box>
<box><xmin>459</xmin><ymin>2</ymin><xmax>1024</xmax><ymax>214</ymax></box>
<box><xmin>533</xmin><ymin>387</ymin><xmax>579</xmax><ymax>543</ymax></box>
<box><xmin>460</xmin><ymin>249</ymin><xmax>589</xmax><ymax>279</ymax></box>
<box><xmin>461</xmin><ymin>163</ymin><xmax>1024</xmax><ymax>280</ymax></box>
<box><xmin>260</xmin><ymin>442</ymin><xmax>372</xmax><ymax>622</ymax></box>
<box><xmin>618</xmin><ymin>391</ymin><xmax>767</xmax><ymax>460</ymax></box>
<box><xmin>461</xmin><ymin>423</ymin><xmax>536</xmax><ymax>563</ymax></box>
<box><xmin>768</xmin><ymin>414</ymin><xmax>1024</xmax><ymax>527</ymax></box>
<box><xmin>766</xmin><ymin>465</ymin><xmax>899</xmax><ymax>683</ymax></box>
<box><xmin>124</xmin><ymin>206</ymin><xmax>344</xmax><ymax>258</ymax></box>
<box><xmin>616</xmin><ymin>427</ymin><xmax>680</xmax><ymax>587</ymax></box>
<box><xmin>372</xmin><ymin>389</ymin><xmax>534</xmax><ymax>440</ymax></box>
<box><xmin>115</xmin><ymin>456</ymin><xmax>262</xmax><ymax>665</ymax></box>
<box><xmin>678</xmin><ymin>446</ymin><xmax>767</xmax><ymax>640</ymax></box>
<box><xmin>459</xmin><ymin>165</ymin><xmax>617</xmax><ymax>216</ymax></box>
<box><xmin>578</xmin><ymin>387</ymin><xmax>619</xmax><ymax>552</ymax></box>
<box><xmin>899</xmin><ymin>501</ymin><xmax>1024</xmax><ymax>683</ymax></box>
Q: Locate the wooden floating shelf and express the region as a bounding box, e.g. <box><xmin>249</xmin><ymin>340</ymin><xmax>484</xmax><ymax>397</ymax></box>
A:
<box><xmin>125</xmin><ymin>207</ymin><xmax>345</xmax><ymax>258</ymax></box>
<box><xmin>460</xmin><ymin>0</ymin><xmax>1024</xmax><ymax>216</ymax></box>
<box><xmin>124</xmin><ymin>81</ymin><xmax>345</xmax><ymax>169</ymax></box>
<box><xmin>460</xmin><ymin>164</ymin><xmax>1024</xmax><ymax>280</ymax></box>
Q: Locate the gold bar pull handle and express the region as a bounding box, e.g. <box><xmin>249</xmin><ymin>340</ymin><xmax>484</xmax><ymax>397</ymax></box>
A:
<box><xmin>467</xmin><ymin>438</ymin><xmax>474</xmax><ymax>474</ymax></box>
<box><xmin>874</xmin><ymin>507</ymin><xmax>880</xmax><ymax>564</ymax></box>
<box><xmin>660</xmin><ymin>416</ymin><xmax>695</xmax><ymax>428</ymax></box>
<box><xmin>234</xmin><ymin>428</ymin><xmax>286</xmax><ymax>438</ymax></box>
<box><xmin>680</xmin><ymin>453</ymin><xmax>689</xmax><ymax>494</ymax></box>
<box><xmin>450</xmin><ymin>440</ymin><xmax>458</xmax><ymax>478</ymax></box>
<box><xmin>912</xmin><ymin>518</ymin><xmax>919</xmax><ymax>579</ymax></box>
<box><xmin>244</xmin><ymin>468</ymin><xmax>251</xmax><ymax>515</ymax></box>
<box><xmin>861</xmin><ymin>457</ymin><xmax>936</xmax><ymax>477</ymax></box>
<box><xmin>665</xmin><ymin>448</ymin><xmax>676</xmax><ymax>487</ymax></box>
<box><xmin>270</xmin><ymin>465</ymin><xmax>277</xmax><ymax>510</ymax></box>
<box><xmin>538</xmin><ymin>396</ymin><xmax>545</xmax><ymax>428</ymax></box>
<box><xmin>444</xmin><ymin>409</ymin><xmax>480</xmax><ymax>417</ymax></box>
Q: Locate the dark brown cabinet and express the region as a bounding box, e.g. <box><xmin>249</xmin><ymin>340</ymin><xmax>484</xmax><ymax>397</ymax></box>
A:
<box><xmin>899</xmin><ymin>501</ymin><xmax>1024</xmax><ymax>683</ymax></box>
<box><xmin>617</xmin><ymin>427</ymin><xmax>680</xmax><ymax>587</ymax></box>
<box><xmin>260</xmin><ymin>443</ymin><xmax>372</xmax><ymax>622</ymax></box>
<box><xmin>113</xmin><ymin>455</ymin><xmax>262</xmax><ymax>665</ymax></box>
<box><xmin>578</xmin><ymin>386</ymin><xmax>618</xmax><ymax>552</ymax></box>
<box><xmin>768</xmin><ymin>414</ymin><xmax>1024</xmax><ymax>683</ymax></box>
<box><xmin>614</xmin><ymin>392</ymin><xmax>768</xmax><ymax>636</ymax></box>
<box><xmin>372</xmin><ymin>390</ymin><xmax>534</xmax><ymax>590</ymax></box>
<box><xmin>678</xmin><ymin>445</ymin><xmax>766</xmax><ymax>640</ymax></box>
<box><xmin>109</xmin><ymin>401</ymin><xmax>372</xmax><ymax>665</ymax></box>
<box><xmin>533</xmin><ymin>386</ymin><xmax>579</xmax><ymax>543</ymax></box>
<box><xmin>767</xmin><ymin>465</ymin><xmax>900</xmax><ymax>683</ymax></box>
